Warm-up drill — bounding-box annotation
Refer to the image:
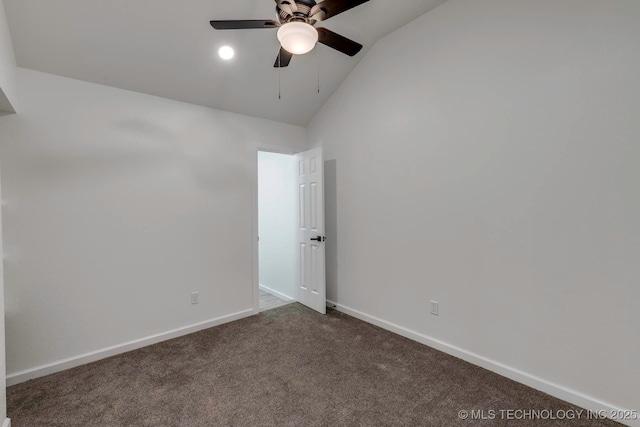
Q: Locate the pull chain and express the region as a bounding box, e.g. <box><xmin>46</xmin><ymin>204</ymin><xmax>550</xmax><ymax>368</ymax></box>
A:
<box><xmin>317</xmin><ymin>46</ymin><xmax>320</xmax><ymax>94</ymax></box>
<box><xmin>278</xmin><ymin>49</ymin><xmax>282</xmax><ymax>100</ymax></box>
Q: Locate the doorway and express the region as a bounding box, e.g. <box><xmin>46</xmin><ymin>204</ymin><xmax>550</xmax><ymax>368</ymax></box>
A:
<box><xmin>257</xmin><ymin>151</ymin><xmax>297</xmax><ymax>311</ymax></box>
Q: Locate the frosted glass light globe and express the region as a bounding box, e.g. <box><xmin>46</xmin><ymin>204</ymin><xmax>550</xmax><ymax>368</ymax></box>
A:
<box><xmin>277</xmin><ymin>22</ymin><xmax>318</xmax><ymax>55</ymax></box>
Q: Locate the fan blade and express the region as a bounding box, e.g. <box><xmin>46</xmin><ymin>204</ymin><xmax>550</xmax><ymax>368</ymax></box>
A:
<box><xmin>316</xmin><ymin>28</ymin><xmax>363</xmax><ymax>56</ymax></box>
<box><xmin>316</xmin><ymin>0</ymin><xmax>369</xmax><ymax>20</ymax></box>
<box><xmin>274</xmin><ymin>47</ymin><xmax>293</xmax><ymax>68</ymax></box>
<box><xmin>210</xmin><ymin>20</ymin><xmax>279</xmax><ymax>30</ymax></box>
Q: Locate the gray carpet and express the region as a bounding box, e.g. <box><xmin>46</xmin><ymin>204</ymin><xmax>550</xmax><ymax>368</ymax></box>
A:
<box><xmin>8</xmin><ymin>304</ymin><xmax>620</xmax><ymax>427</ymax></box>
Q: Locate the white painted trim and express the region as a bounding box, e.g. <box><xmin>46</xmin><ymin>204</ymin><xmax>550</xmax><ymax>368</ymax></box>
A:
<box><xmin>253</xmin><ymin>144</ymin><xmax>302</xmax><ymax>315</ymax></box>
<box><xmin>251</xmin><ymin>148</ymin><xmax>260</xmax><ymax>316</ymax></box>
<box><xmin>3</xmin><ymin>417</ymin><xmax>11</xmax><ymax>427</ymax></box>
<box><xmin>6</xmin><ymin>308</ymin><xmax>255</xmax><ymax>386</ymax></box>
<box><xmin>259</xmin><ymin>283</ymin><xmax>294</xmax><ymax>302</ymax></box>
<box><xmin>326</xmin><ymin>300</ymin><xmax>639</xmax><ymax>427</ymax></box>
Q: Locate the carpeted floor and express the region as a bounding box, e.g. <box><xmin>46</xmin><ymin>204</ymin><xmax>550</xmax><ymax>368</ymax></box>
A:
<box><xmin>8</xmin><ymin>304</ymin><xmax>620</xmax><ymax>427</ymax></box>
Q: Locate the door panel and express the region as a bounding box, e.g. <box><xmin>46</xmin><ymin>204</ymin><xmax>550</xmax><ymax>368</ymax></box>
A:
<box><xmin>295</xmin><ymin>148</ymin><xmax>326</xmax><ymax>314</ymax></box>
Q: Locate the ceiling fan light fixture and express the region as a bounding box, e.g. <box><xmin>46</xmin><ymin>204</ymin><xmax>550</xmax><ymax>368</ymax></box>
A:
<box><xmin>277</xmin><ymin>22</ymin><xmax>318</xmax><ymax>55</ymax></box>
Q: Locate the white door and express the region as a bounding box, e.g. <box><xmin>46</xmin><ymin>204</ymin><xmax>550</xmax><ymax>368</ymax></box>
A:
<box><xmin>295</xmin><ymin>148</ymin><xmax>326</xmax><ymax>314</ymax></box>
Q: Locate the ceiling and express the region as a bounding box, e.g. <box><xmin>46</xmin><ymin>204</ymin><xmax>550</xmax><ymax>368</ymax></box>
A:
<box><xmin>3</xmin><ymin>0</ymin><xmax>446</xmax><ymax>126</ymax></box>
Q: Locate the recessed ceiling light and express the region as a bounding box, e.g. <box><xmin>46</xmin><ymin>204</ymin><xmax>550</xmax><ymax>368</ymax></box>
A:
<box><xmin>218</xmin><ymin>46</ymin><xmax>235</xmax><ymax>60</ymax></box>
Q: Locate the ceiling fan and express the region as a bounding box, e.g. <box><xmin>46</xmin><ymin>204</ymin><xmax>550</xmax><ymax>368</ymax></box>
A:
<box><xmin>210</xmin><ymin>0</ymin><xmax>369</xmax><ymax>68</ymax></box>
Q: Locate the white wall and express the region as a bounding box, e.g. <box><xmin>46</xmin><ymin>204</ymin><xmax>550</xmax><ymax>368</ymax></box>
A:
<box><xmin>0</xmin><ymin>174</ymin><xmax>6</xmax><ymax>425</ymax></box>
<box><xmin>258</xmin><ymin>151</ymin><xmax>296</xmax><ymax>300</ymax></box>
<box><xmin>0</xmin><ymin>0</ymin><xmax>15</xmax><ymax>422</ymax></box>
<box><xmin>0</xmin><ymin>0</ymin><xmax>16</xmax><ymax>113</ymax></box>
<box><xmin>0</xmin><ymin>67</ymin><xmax>307</xmax><ymax>379</ymax></box>
<box><xmin>308</xmin><ymin>0</ymin><xmax>640</xmax><ymax>418</ymax></box>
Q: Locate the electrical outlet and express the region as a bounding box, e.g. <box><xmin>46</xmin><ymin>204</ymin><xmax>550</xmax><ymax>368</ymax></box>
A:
<box><xmin>191</xmin><ymin>292</ymin><xmax>199</xmax><ymax>305</ymax></box>
<box><xmin>430</xmin><ymin>300</ymin><xmax>439</xmax><ymax>316</ymax></box>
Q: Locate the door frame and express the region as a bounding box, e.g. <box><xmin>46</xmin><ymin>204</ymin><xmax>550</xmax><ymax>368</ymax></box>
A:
<box><xmin>252</xmin><ymin>144</ymin><xmax>301</xmax><ymax>315</ymax></box>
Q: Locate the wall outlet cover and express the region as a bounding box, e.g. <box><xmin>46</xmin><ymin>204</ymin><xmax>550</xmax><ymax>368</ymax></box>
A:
<box><xmin>430</xmin><ymin>300</ymin><xmax>439</xmax><ymax>316</ymax></box>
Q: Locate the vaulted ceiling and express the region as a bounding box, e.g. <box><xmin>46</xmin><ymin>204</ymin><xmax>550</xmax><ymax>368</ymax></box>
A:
<box><xmin>3</xmin><ymin>0</ymin><xmax>446</xmax><ymax>126</ymax></box>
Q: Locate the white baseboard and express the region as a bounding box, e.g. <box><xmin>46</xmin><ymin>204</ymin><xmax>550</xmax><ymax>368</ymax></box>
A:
<box><xmin>3</xmin><ymin>417</ymin><xmax>11</xmax><ymax>427</ymax></box>
<box><xmin>259</xmin><ymin>284</ymin><xmax>294</xmax><ymax>302</ymax></box>
<box><xmin>327</xmin><ymin>300</ymin><xmax>639</xmax><ymax>427</ymax></box>
<box><xmin>6</xmin><ymin>308</ymin><xmax>255</xmax><ymax>387</ymax></box>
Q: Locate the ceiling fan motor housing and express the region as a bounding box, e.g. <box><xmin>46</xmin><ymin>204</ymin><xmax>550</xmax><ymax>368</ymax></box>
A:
<box><xmin>277</xmin><ymin>0</ymin><xmax>326</xmax><ymax>24</ymax></box>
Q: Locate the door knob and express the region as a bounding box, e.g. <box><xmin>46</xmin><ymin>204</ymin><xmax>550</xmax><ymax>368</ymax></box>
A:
<box><xmin>310</xmin><ymin>236</ymin><xmax>326</xmax><ymax>242</ymax></box>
